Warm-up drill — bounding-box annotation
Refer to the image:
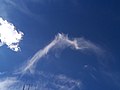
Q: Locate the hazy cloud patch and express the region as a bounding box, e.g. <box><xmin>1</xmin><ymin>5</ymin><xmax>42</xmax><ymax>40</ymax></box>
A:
<box><xmin>0</xmin><ymin>72</ymin><xmax>81</xmax><ymax>90</ymax></box>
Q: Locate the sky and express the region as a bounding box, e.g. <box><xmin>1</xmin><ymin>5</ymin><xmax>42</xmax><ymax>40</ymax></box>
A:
<box><xmin>0</xmin><ymin>0</ymin><xmax>120</xmax><ymax>90</ymax></box>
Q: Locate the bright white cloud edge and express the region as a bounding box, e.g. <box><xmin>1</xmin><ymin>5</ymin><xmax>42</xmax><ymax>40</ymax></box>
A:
<box><xmin>0</xmin><ymin>17</ymin><xmax>24</xmax><ymax>51</ymax></box>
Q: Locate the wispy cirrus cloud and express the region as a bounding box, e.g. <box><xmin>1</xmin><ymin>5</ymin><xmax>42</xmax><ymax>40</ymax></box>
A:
<box><xmin>0</xmin><ymin>0</ymin><xmax>9</xmax><ymax>19</ymax></box>
<box><xmin>4</xmin><ymin>0</ymin><xmax>46</xmax><ymax>23</ymax></box>
<box><xmin>0</xmin><ymin>17</ymin><xmax>24</xmax><ymax>51</ymax></box>
<box><xmin>0</xmin><ymin>71</ymin><xmax>81</xmax><ymax>90</ymax></box>
<box><xmin>19</xmin><ymin>33</ymin><xmax>102</xmax><ymax>74</ymax></box>
<box><xmin>4</xmin><ymin>0</ymin><xmax>31</xmax><ymax>16</ymax></box>
<box><xmin>0</xmin><ymin>77</ymin><xmax>19</xmax><ymax>90</ymax></box>
<box><xmin>3</xmin><ymin>0</ymin><xmax>80</xmax><ymax>23</ymax></box>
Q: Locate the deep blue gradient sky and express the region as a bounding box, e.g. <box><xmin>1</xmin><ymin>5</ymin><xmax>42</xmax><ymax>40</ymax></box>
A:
<box><xmin>0</xmin><ymin>0</ymin><xmax>120</xmax><ymax>90</ymax></box>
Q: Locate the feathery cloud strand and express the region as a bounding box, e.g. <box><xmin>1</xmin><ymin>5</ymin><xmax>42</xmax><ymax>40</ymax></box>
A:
<box><xmin>21</xmin><ymin>33</ymin><xmax>102</xmax><ymax>74</ymax></box>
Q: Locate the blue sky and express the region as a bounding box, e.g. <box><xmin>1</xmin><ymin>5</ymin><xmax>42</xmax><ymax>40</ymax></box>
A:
<box><xmin>0</xmin><ymin>0</ymin><xmax>120</xmax><ymax>90</ymax></box>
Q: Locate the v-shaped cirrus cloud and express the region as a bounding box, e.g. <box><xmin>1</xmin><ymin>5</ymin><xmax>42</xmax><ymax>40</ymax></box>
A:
<box><xmin>20</xmin><ymin>33</ymin><xmax>102</xmax><ymax>74</ymax></box>
<box><xmin>0</xmin><ymin>17</ymin><xmax>24</xmax><ymax>51</ymax></box>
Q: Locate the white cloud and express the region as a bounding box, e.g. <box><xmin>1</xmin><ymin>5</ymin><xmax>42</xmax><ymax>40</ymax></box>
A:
<box><xmin>0</xmin><ymin>77</ymin><xmax>18</xmax><ymax>90</ymax></box>
<box><xmin>0</xmin><ymin>71</ymin><xmax>81</xmax><ymax>90</ymax></box>
<box><xmin>0</xmin><ymin>17</ymin><xmax>24</xmax><ymax>51</ymax></box>
<box><xmin>19</xmin><ymin>33</ymin><xmax>102</xmax><ymax>74</ymax></box>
